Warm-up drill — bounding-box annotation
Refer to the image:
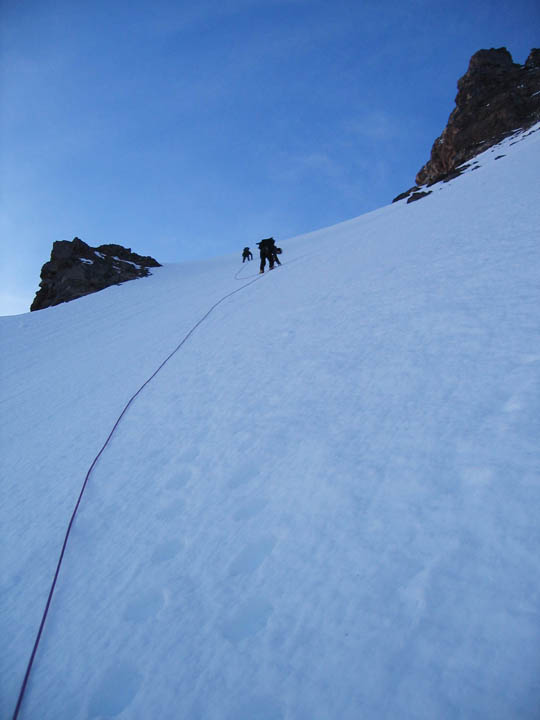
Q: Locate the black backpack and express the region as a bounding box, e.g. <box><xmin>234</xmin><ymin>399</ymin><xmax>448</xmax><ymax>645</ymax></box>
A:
<box><xmin>258</xmin><ymin>238</ymin><xmax>273</xmax><ymax>253</ymax></box>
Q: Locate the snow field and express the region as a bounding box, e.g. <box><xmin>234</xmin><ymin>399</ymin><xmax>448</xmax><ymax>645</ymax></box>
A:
<box><xmin>1</xmin><ymin>125</ymin><xmax>540</xmax><ymax>719</ymax></box>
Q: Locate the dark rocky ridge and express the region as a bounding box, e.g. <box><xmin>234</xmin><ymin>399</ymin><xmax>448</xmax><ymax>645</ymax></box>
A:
<box><xmin>394</xmin><ymin>47</ymin><xmax>540</xmax><ymax>202</ymax></box>
<box><xmin>30</xmin><ymin>237</ymin><xmax>161</xmax><ymax>311</ymax></box>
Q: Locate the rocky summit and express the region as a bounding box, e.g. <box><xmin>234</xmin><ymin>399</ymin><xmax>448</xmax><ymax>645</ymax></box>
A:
<box><xmin>30</xmin><ymin>237</ymin><xmax>161</xmax><ymax>311</ymax></box>
<box><xmin>394</xmin><ymin>47</ymin><xmax>540</xmax><ymax>202</ymax></box>
<box><xmin>417</xmin><ymin>47</ymin><xmax>540</xmax><ymax>186</ymax></box>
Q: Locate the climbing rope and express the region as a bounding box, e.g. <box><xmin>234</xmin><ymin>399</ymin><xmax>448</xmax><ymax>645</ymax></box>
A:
<box><xmin>234</xmin><ymin>258</ymin><xmax>290</xmax><ymax>280</ymax></box>
<box><xmin>235</xmin><ymin>265</ymin><xmax>260</xmax><ymax>279</ymax></box>
<box><xmin>11</xmin><ymin>272</ymin><xmax>265</xmax><ymax>720</ymax></box>
<box><xmin>234</xmin><ymin>251</ymin><xmax>315</xmax><ymax>281</ymax></box>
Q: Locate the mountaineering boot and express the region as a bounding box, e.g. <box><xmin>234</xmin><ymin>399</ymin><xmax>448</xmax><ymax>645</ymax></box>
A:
<box><xmin>259</xmin><ymin>269</ymin><xmax>264</xmax><ymax>274</ymax></box>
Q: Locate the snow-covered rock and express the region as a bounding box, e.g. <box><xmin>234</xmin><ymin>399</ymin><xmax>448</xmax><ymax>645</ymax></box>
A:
<box><xmin>30</xmin><ymin>237</ymin><xmax>161</xmax><ymax>312</ymax></box>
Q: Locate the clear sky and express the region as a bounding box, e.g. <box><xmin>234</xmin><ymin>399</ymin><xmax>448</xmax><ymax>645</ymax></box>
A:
<box><xmin>1</xmin><ymin>0</ymin><xmax>538</xmax><ymax>315</ymax></box>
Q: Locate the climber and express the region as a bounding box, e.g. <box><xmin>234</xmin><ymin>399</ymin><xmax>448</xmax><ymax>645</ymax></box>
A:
<box><xmin>242</xmin><ymin>247</ymin><xmax>253</xmax><ymax>263</ymax></box>
<box><xmin>270</xmin><ymin>239</ymin><xmax>282</xmax><ymax>267</ymax></box>
<box><xmin>257</xmin><ymin>237</ymin><xmax>281</xmax><ymax>273</ymax></box>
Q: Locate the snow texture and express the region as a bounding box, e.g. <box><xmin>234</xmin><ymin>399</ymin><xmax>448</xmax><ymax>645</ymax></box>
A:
<box><xmin>2</xmin><ymin>125</ymin><xmax>540</xmax><ymax>719</ymax></box>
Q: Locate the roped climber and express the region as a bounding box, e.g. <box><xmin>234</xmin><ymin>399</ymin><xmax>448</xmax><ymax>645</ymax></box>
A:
<box><xmin>242</xmin><ymin>247</ymin><xmax>253</xmax><ymax>262</ymax></box>
<box><xmin>257</xmin><ymin>237</ymin><xmax>282</xmax><ymax>273</ymax></box>
<box><xmin>271</xmin><ymin>239</ymin><xmax>282</xmax><ymax>267</ymax></box>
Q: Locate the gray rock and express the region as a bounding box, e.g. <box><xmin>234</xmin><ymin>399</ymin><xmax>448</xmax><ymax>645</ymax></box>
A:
<box><xmin>30</xmin><ymin>237</ymin><xmax>161</xmax><ymax>311</ymax></box>
<box><xmin>415</xmin><ymin>47</ymin><xmax>540</xmax><ymax>186</ymax></box>
<box><xmin>406</xmin><ymin>190</ymin><xmax>432</xmax><ymax>204</ymax></box>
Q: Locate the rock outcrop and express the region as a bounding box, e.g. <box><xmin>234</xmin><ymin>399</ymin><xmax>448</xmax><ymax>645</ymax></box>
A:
<box><xmin>30</xmin><ymin>237</ymin><xmax>161</xmax><ymax>311</ymax></box>
<box><xmin>415</xmin><ymin>47</ymin><xmax>540</xmax><ymax>187</ymax></box>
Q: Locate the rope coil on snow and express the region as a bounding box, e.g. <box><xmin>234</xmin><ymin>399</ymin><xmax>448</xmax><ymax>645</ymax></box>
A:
<box><xmin>11</xmin><ymin>273</ymin><xmax>265</xmax><ymax>720</ymax></box>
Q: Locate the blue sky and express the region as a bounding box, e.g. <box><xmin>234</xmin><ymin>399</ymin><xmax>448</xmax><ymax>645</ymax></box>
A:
<box><xmin>1</xmin><ymin>0</ymin><xmax>538</xmax><ymax>315</ymax></box>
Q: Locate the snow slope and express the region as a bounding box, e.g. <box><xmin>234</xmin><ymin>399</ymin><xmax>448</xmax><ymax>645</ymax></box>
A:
<box><xmin>2</xmin><ymin>125</ymin><xmax>540</xmax><ymax>720</ymax></box>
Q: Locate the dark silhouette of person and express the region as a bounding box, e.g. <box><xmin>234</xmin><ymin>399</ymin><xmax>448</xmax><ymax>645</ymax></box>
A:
<box><xmin>257</xmin><ymin>237</ymin><xmax>281</xmax><ymax>273</ymax></box>
<box><xmin>242</xmin><ymin>247</ymin><xmax>253</xmax><ymax>262</ymax></box>
<box><xmin>271</xmin><ymin>239</ymin><xmax>282</xmax><ymax>266</ymax></box>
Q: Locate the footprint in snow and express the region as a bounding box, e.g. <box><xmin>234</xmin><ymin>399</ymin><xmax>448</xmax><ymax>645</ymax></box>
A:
<box><xmin>233</xmin><ymin>497</ymin><xmax>267</xmax><ymax>522</ymax></box>
<box><xmin>221</xmin><ymin>597</ymin><xmax>273</xmax><ymax>643</ymax></box>
<box><xmin>151</xmin><ymin>538</ymin><xmax>182</xmax><ymax>564</ymax></box>
<box><xmin>156</xmin><ymin>498</ymin><xmax>185</xmax><ymax>521</ymax></box>
<box><xmin>228</xmin><ymin>536</ymin><xmax>276</xmax><ymax>577</ymax></box>
<box><xmin>165</xmin><ymin>469</ymin><xmax>192</xmax><ymax>490</ymax></box>
<box><xmin>229</xmin><ymin>460</ymin><xmax>260</xmax><ymax>488</ymax></box>
<box><xmin>179</xmin><ymin>447</ymin><xmax>199</xmax><ymax>463</ymax></box>
<box><xmin>123</xmin><ymin>588</ymin><xmax>164</xmax><ymax>623</ymax></box>
<box><xmin>88</xmin><ymin>662</ymin><xmax>141</xmax><ymax>718</ymax></box>
<box><xmin>228</xmin><ymin>694</ymin><xmax>283</xmax><ymax>720</ymax></box>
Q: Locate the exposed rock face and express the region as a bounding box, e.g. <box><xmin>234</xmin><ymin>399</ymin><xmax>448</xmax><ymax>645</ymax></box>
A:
<box><xmin>415</xmin><ymin>47</ymin><xmax>540</xmax><ymax>187</ymax></box>
<box><xmin>406</xmin><ymin>190</ymin><xmax>432</xmax><ymax>204</ymax></box>
<box><xmin>30</xmin><ymin>237</ymin><xmax>161</xmax><ymax>311</ymax></box>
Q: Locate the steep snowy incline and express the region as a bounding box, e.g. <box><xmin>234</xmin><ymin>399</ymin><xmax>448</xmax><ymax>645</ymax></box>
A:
<box><xmin>1</xmin><ymin>125</ymin><xmax>540</xmax><ymax>719</ymax></box>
